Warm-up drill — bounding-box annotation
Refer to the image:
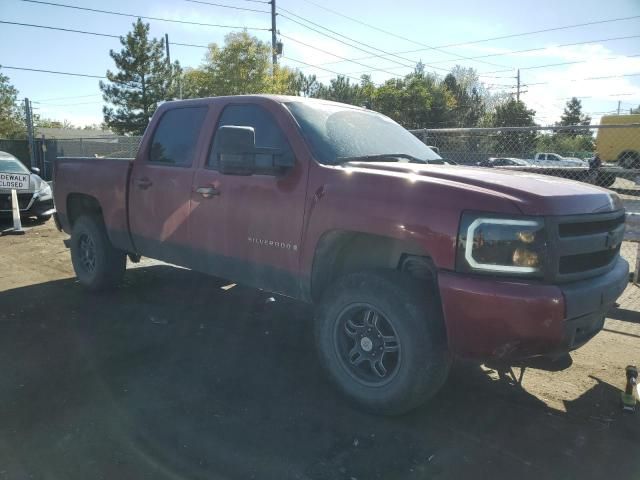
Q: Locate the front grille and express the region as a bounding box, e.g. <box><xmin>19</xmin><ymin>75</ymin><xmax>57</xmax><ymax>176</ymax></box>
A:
<box><xmin>0</xmin><ymin>193</ymin><xmax>33</xmax><ymax>211</ymax></box>
<box><xmin>559</xmin><ymin>246</ymin><xmax>620</xmax><ymax>274</ymax></box>
<box><xmin>558</xmin><ymin>213</ymin><xmax>625</xmax><ymax>237</ymax></box>
<box><xmin>549</xmin><ymin>210</ymin><xmax>625</xmax><ymax>281</ymax></box>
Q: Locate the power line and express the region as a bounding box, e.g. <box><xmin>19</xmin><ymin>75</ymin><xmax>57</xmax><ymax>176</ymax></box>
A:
<box><xmin>279</xmin><ymin>34</ymin><xmax>409</xmax><ymax>78</ymax></box>
<box><xmin>20</xmin><ymin>0</ymin><xmax>271</xmax><ymax>31</ymax></box>
<box><xmin>280</xmin><ymin>56</ymin><xmax>362</xmax><ymax>82</ymax></box>
<box><xmin>278</xmin><ymin>10</ymin><xmax>424</xmax><ymax>70</ymax></box>
<box><xmin>424</xmin><ymin>34</ymin><xmax>640</xmax><ymax>67</ymax></box>
<box><xmin>37</xmin><ymin>100</ymin><xmax>103</xmax><ymax>107</ymax></box>
<box><xmin>0</xmin><ymin>65</ymin><xmax>105</xmax><ymax>79</ymax></box>
<box><xmin>183</xmin><ymin>0</ymin><xmax>270</xmax><ymax>14</ymax></box>
<box><xmin>479</xmin><ymin>53</ymin><xmax>640</xmax><ymax>76</ymax></box>
<box><xmin>291</xmin><ymin>0</ymin><xmax>507</xmax><ymax>68</ymax></box>
<box><xmin>318</xmin><ymin>19</ymin><xmax>640</xmax><ymax>69</ymax></box>
<box><xmin>525</xmin><ymin>72</ymin><xmax>640</xmax><ymax>87</ymax></box>
<box><xmin>0</xmin><ymin>20</ymin><xmax>119</xmax><ymax>38</ymax></box>
<box><xmin>435</xmin><ymin>15</ymin><xmax>640</xmax><ymax>50</ymax></box>
<box><xmin>0</xmin><ymin>20</ymin><xmax>210</xmax><ymax>49</ymax></box>
<box><xmin>35</xmin><ymin>93</ymin><xmax>102</xmax><ymax>102</ymax></box>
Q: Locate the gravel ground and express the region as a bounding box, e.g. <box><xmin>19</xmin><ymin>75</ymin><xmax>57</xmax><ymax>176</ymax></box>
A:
<box><xmin>0</xmin><ymin>218</ymin><xmax>639</xmax><ymax>480</ymax></box>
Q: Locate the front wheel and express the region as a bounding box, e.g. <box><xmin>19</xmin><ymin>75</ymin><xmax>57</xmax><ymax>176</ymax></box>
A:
<box><xmin>314</xmin><ymin>270</ymin><xmax>451</xmax><ymax>415</ymax></box>
<box><xmin>70</xmin><ymin>215</ymin><xmax>126</xmax><ymax>291</ymax></box>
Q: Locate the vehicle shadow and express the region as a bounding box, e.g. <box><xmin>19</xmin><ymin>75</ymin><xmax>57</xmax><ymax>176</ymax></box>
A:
<box><xmin>0</xmin><ymin>265</ymin><xmax>638</xmax><ymax>480</ymax></box>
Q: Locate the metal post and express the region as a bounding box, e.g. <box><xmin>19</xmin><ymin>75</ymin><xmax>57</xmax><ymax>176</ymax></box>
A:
<box><xmin>9</xmin><ymin>189</ymin><xmax>24</xmax><ymax>234</ymax></box>
<box><xmin>516</xmin><ymin>69</ymin><xmax>520</xmax><ymax>102</ymax></box>
<box><xmin>271</xmin><ymin>0</ymin><xmax>277</xmax><ymax>65</ymax></box>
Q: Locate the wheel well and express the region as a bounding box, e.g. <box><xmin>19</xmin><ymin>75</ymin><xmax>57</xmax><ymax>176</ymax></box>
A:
<box><xmin>66</xmin><ymin>193</ymin><xmax>102</xmax><ymax>227</ymax></box>
<box><xmin>618</xmin><ymin>150</ymin><xmax>639</xmax><ymax>160</ymax></box>
<box><xmin>310</xmin><ymin>230</ymin><xmax>435</xmax><ymax>302</ymax></box>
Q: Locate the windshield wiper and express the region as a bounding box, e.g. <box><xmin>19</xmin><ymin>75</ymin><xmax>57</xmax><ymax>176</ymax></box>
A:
<box><xmin>336</xmin><ymin>153</ymin><xmax>427</xmax><ymax>164</ymax></box>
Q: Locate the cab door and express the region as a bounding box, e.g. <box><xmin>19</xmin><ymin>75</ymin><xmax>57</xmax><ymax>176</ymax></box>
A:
<box><xmin>188</xmin><ymin>101</ymin><xmax>309</xmax><ymax>297</ymax></box>
<box><xmin>128</xmin><ymin>104</ymin><xmax>209</xmax><ymax>265</ymax></box>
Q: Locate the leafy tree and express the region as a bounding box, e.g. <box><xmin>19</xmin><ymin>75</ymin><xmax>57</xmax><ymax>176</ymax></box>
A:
<box><xmin>34</xmin><ymin>117</ymin><xmax>76</xmax><ymax>129</ymax></box>
<box><xmin>100</xmin><ymin>19</ymin><xmax>180</xmax><ymax>135</ymax></box>
<box><xmin>0</xmin><ymin>70</ymin><xmax>26</xmax><ymax>139</ymax></box>
<box><xmin>182</xmin><ymin>31</ymin><xmax>297</xmax><ymax>98</ymax></box>
<box><xmin>368</xmin><ymin>71</ymin><xmax>454</xmax><ymax>129</ymax></box>
<box><xmin>315</xmin><ymin>75</ymin><xmax>363</xmax><ymax>104</ymax></box>
<box><xmin>443</xmin><ymin>67</ymin><xmax>485</xmax><ymax>128</ymax></box>
<box><xmin>536</xmin><ymin>133</ymin><xmax>594</xmax><ymax>157</ymax></box>
<box><xmin>490</xmin><ymin>99</ymin><xmax>537</xmax><ymax>155</ymax></box>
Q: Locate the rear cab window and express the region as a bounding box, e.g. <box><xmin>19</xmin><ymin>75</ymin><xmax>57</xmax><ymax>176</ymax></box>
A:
<box><xmin>149</xmin><ymin>106</ymin><xmax>208</xmax><ymax>166</ymax></box>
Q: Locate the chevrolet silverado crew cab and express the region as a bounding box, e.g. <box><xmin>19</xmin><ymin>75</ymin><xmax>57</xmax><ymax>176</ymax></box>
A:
<box><xmin>53</xmin><ymin>95</ymin><xmax>629</xmax><ymax>415</ymax></box>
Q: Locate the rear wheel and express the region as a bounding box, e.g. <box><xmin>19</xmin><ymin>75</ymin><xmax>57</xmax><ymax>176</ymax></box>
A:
<box><xmin>618</xmin><ymin>151</ymin><xmax>640</xmax><ymax>169</ymax></box>
<box><xmin>315</xmin><ymin>270</ymin><xmax>451</xmax><ymax>415</ymax></box>
<box><xmin>70</xmin><ymin>215</ymin><xmax>126</xmax><ymax>291</ymax></box>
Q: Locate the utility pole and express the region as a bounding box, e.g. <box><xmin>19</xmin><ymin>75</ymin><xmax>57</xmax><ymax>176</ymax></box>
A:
<box><xmin>24</xmin><ymin>98</ymin><xmax>36</xmax><ymax>169</ymax></box>
<box><xmin>516</xmin><ymin>69</ymin><xmax>520</xmax><ymax>102</ymax></box>
<box><xmin>617</xmin><ymin>100</ymin><xmax>621</xmax><ymax>115</ymax></box>
<box><xmin>165</xmin><ymin>33</ymin><xmax>171</xmax><ymax>65</ymax></box>
<box><xmin>271</xmin><ymin>0</ymin><xmax>277</xmax><ymax>65</ymax></box>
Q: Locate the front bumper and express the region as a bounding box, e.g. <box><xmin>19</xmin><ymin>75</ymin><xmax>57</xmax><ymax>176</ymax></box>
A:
<box><xmin>438</xmin><ymin>257</ymin><xmax>629</xmax><ymax>361</ymax></box>
<box><xmin>0</xmin><ymin>192</ymin><xmax>54</xmax><ymax>218</ymax></box>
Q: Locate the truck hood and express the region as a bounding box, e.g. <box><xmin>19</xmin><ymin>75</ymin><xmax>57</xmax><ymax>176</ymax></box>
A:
<box><xmin>345</xmin><ymin>162</ymin><xmax>622</xmax><ymax>216</ymax></box>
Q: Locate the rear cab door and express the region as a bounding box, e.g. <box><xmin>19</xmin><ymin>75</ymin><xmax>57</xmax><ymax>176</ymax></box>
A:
<box><xmin>128</xmin><ymin>102</ymin><xmax>210</xmax><ymax>264</ymax></box>
<box><xmin>188</xmin><ymin>98</ymin><xmax>310</xmax><ymax>297</ymax></box>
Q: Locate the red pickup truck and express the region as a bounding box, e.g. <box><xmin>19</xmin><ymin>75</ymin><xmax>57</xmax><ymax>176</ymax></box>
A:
<box><xmin>53</xmin><ymin>95</ymin><xmax>629</xmax><ymax>414</ymax></box>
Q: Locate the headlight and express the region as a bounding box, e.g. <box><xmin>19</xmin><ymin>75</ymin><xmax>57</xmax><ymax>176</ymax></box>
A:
<box><xmin>456</xmin><ymin>213</ymin><xmax>547</xmax><ymax>276</ymax></box>
<box><xmin>38</xmin><ymin>182</ymin><xmax>52</xmax><ymax>196</ymax></box>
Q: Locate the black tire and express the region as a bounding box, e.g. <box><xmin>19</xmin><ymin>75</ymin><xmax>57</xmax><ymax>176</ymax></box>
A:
<box><xmin>70</xmin><ymin>215</ymin><xmax>126</xmax><ymax>291</ymax></box>
<box><xmin>618</xmin><ymin>151</ymin><xmax>640</xmax><ymax>169</ymax></box>
<box><xmin>596</xmin><ymin>172</ymin><xmax>616</xmax><ymax>188</ymax></box>
<box><xmin>314</xmin><ymin>270</ymin><xmax>451</xmax><ymax>415</ymax></box>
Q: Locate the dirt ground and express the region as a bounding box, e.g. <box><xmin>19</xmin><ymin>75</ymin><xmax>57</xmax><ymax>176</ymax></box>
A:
<box><xmin>1</xmin><ymin>219</ymin><xmax>639</xmax><ymax>480</ymax></box>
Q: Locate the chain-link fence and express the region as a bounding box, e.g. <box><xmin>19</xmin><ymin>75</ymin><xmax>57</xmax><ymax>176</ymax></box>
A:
<box><xmin>0</xmin><ymin>136</ymin><xmax>142</xmax><ymax>180</ymax></box>
<box><xmin>410</xmin><ymin>124</ymin><xmax>640</xmax><ymax>196</ymax></box>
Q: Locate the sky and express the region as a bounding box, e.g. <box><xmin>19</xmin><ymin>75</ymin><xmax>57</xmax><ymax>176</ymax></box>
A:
<box><xmin>1</xmin><ymin>0</ymin><xmax>639</xmax><ymax>127</ymax></box>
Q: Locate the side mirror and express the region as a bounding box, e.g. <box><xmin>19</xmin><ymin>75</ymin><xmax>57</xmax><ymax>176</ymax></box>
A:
<box><xmin>217</xmin><ymin>126</ymin><xmax>257</xmax><ymax>176</ymax></box>
<box><xmin>30</xmin><ymin>167</ymin><xmax>41</xmax><ymax>175</ymax></box>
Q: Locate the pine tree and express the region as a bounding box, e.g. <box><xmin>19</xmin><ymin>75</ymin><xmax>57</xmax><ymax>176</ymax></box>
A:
<box><xmin>100</xmin><ymin>19</ymin><xmax>180</xmax><ymax>135</ymax></box>
<box><xmin>559</xmin><ymin>97</ymin><xmax>591</xmax><ymax>126</ymax></box>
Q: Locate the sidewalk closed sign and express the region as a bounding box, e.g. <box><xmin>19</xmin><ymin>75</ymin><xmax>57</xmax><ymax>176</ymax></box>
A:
<box><xmin>0</xmin><ymin>172</ymin><xmax>30</xmax><ymax>191</ymax></box>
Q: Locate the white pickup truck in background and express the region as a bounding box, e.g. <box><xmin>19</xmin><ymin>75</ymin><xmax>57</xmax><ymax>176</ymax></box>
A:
<box><xmin>530</xmin><ymin>152</ymin><xmax>589</xmax><ymax>168</ymax></box>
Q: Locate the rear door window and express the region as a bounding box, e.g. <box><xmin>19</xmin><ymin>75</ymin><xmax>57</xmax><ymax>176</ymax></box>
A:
<box><xmin>149</xmin><ymin>106</ymin><xmax>208</xmax><ymax>166</ymax></box>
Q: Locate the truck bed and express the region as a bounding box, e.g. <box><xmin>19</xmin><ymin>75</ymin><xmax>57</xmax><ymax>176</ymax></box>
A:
<box><xmin>53</xmin><ymin>157</ymin><xmax>134</xmax><ymax>252</ymax></box>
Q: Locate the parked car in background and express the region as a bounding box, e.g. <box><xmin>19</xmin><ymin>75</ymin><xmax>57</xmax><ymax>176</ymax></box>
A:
<box><xmin>596</xmin><ymin>114</ymin><xmax>640</xmax><ymax>169</ymax></box>
<box><xmin>531</xmin><ymin>152</ymin><xmax>589</xmax><ymax>168</ymax></box>
<box><xmin>53</xmin><ymin>95</ymin><xmax>629</xmax><ymax>415</ymax></box>
<box><xmin>478</xmin><ymin>157</ymin><xmax>532</xmax><ymax>167</ymax></box>
<box><xmin>0</xmin><ymin>151</ymin><xmax>55</xmax><ymax>221</ymax></box>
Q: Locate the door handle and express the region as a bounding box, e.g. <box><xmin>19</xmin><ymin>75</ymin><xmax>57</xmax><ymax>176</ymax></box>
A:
<box><xmin>196</xmin><ymin>186</ymin><xmax>220</xmax><ymax>198</ymax></box>
<box><xmin>136</xmin><ymin>178</ymin><xmax>153</xmax><ymax>189</ymax></box>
